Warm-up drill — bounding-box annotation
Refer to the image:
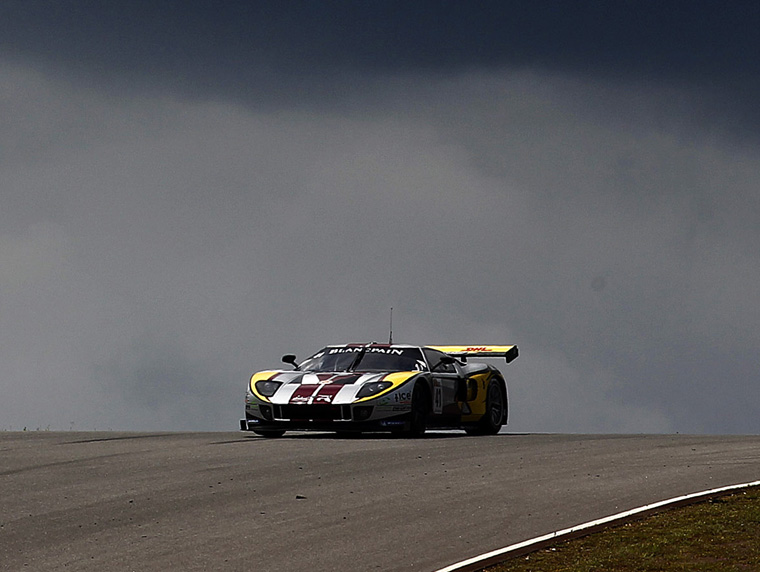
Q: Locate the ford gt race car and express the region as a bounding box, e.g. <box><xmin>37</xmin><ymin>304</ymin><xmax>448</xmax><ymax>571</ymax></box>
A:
<box><xmin>240</xmin><ymin>343</ymin><xmax>518</xmax><ymax>437</ymax></box>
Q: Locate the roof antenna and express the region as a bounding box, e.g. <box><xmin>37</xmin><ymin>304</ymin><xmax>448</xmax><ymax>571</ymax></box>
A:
<box><xmin>388</xmin><ymin>307</ymin><xmax>394</xmax><ymax>345</ymax></box>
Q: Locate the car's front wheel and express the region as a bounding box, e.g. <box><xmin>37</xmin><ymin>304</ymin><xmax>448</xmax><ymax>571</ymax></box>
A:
<box><xmin>406</xmin><ymin>382</ymin><xmax>429</xmax><ymax>438</ymax></box>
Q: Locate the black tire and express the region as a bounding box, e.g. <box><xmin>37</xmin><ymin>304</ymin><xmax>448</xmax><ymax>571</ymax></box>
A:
<box><xmin>466</xmin><ymin>379</ymin><xmax>505</xmax><ymax>436</ymax></box>
<box><xmin>253</xmin><ymin>430</ymin><xmax>286</xmax><ymax>438</ymax></box>
<box><xmin>406</xmin><ymin>382</ymin><xmax>429</xmax><ymax>438</ymax></box>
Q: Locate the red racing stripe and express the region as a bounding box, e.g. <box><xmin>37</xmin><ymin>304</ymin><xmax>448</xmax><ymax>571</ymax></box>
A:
<box><xmin>312</xmin><ymin>384</ymin><xmax>343</xmax><ymax>404</ymax></box>
<box><xmin>289</xmin><ymin>385</ymin><xmax>316</xmax><ymax>404</ymax></box>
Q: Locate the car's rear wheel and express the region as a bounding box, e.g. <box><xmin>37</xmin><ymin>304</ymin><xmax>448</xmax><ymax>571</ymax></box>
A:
<box><xmin>466</xmin><ymin>379</ymin><xmax>505</xmax><ymax>436</ymax></box>
<box><xmin>406</xmin><ymin>382</ymin><xmax>429</xmax><ymax>438</ymax></box>
<box><xmin>253</xmin><ymin>430</ymin><xmax>286</xmax><ymax>438</ymax></box>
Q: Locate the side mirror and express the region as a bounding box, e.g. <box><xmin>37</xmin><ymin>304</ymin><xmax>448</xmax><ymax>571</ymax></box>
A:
<box><xmin>282</xmin><ymin>354</ymin><xmax>299</xmax><ymax>370</ymax></box>
<box><xmin>432</xmin><ymin>355</ymin><xmax>456</xmax><ymax>371</ymax></box>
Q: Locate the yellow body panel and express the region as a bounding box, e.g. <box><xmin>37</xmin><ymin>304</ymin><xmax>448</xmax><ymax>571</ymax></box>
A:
<box><xmin>429</xmin><ymin>345</ymin><xmax>516</xmax><ymax>356</ymax></box>
<box><xmin>458</xmin><ymin>371</ymin><xmax>492</xmax><ymax>422</ymax></box>
<box><xmin>249</xmin><ymin>370</ymin><xmax>280</xmax><ymax>401</ymax></box>
<box><xmin>429</xmin><ymin>345</ymin><xmax>518</xmax><ymax>363</ymax></box>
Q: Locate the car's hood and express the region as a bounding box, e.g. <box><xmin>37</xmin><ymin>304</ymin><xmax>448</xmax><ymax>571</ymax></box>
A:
<box><xmin>250</xmin><ymin>369</ymin><xmax>417</xmax><ymax>405</ymax></box>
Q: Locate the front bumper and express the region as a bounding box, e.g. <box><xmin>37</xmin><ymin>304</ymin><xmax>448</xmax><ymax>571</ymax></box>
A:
<box><xmin>240</xmin><ymin>392</ymin><xmax>411</xmax><ymax>431</ymax></box>
<box><xmin>243</xmin><ymin>377</ymin><xmax>416</xmax><ymax>433</ymax></box>
<box><xmin>239</xmin><ymin>411</ymin><xmax>412</xmax><ymax>433</ymax></box>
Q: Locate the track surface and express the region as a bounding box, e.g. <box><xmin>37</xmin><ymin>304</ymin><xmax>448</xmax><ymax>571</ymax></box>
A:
<box><xmin>2</xmin><ymin>432</ymin><xmax>760</xmax><ymax>571</ymax></box>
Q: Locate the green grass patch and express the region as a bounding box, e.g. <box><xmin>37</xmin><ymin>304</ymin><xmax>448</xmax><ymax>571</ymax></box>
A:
<box><xmin>486</xmin><ymin>488</ymin><xmax>760</xmax><ymax>572</ymax></box>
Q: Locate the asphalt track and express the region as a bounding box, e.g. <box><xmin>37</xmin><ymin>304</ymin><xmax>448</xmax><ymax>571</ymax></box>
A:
<box><xmin>2</xmin><ymin>432</ymin><xmax>760</xmax><ymax>571</ymax></box>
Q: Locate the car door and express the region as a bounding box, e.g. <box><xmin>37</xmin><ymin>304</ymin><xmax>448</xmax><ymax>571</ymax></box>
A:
<box><xmin>423</xmin><ymin>348</ymin><xmax>462</xmax><ymax>417</ymax></box>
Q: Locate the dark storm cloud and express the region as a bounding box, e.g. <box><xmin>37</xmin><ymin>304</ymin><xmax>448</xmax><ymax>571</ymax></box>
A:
<box><xmin>2</xmin><ymin>1</ymin><xmax>758</xmax><ymax>144</ymax></box>
<box><xmin>2</xmin><ymin>1</ymin><xmax>757</xmax><ymax>71</ymax></box>
<box><xmin>2</xmin><ymin>1</ymin><xmax>759</xmax><ymax>92</ymax></box>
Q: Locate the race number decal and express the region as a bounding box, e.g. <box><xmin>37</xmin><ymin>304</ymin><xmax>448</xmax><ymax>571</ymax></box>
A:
<box><xmin>433</xmin><ymin>380</ymin><xmax>443</xmax><ymax>414</ymax></box>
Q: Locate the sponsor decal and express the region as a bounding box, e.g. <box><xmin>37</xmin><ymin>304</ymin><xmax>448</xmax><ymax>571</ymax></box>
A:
<box><xmin>289</xmin><ymin>383</ymin><xmax>343</xmax><ymax>405</ymax></box>
<box><xmin>328</xmin><ymin>347</ymin><xmax>404</xmax><ymax>356</ymax></box>
<box><xmin>393</xmin><ymin>391</ymin><xmax>412</xmax><ymax>404</ymax></box>
<box><xmin>433</xmin><ymin>380</ymin><xmax>443</xmax><ymax>414</ymax></box>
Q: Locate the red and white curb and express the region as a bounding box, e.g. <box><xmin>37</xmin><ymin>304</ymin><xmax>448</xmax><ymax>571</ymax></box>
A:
<box><xmin>434</xmin><ymin>480</ymin><xmax>760</xmax><ymax>572</ymax></box>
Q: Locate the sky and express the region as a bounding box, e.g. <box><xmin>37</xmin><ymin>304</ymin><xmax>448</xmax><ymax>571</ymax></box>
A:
<box><xmin>1</xmin><ymin>1</ymin><xmax>759</xmax><ymax>433</ymax></box>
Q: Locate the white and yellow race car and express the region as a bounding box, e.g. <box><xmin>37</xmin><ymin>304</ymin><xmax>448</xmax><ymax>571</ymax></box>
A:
<box><xmin>240</xmin><ymin>343</ymin><xmax>518</xmax><ymax>437</ymax></box>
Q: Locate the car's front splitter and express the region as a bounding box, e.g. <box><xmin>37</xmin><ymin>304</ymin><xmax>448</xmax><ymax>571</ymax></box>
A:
<box><xmin>239</xmin><ymin>415</ymin><xmax>411</xmax><ymax>433</ymax></box>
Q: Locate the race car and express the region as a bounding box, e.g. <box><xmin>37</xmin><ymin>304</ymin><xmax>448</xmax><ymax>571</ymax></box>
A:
<box><xmin>240</xmin><ymin>343</ymin><xmax>518</xmax><ymax>437</ymax></box>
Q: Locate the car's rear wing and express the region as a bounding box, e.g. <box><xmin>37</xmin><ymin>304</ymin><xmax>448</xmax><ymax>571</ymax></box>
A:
<box><xmin>428</xmin><ymin>345</ymin><xmax>519</xmax><ymax>363</ymax></box>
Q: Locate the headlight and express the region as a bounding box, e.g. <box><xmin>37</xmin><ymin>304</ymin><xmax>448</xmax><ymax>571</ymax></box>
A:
<box><xmin>255</xmin><ymin>380</ymin><xmax>282</xmax><ymax>398</ymax></box>
<box><xmin>356</xmin><ymin>381</ymin><xmax>393</xmax><ymax>399</ymax></box>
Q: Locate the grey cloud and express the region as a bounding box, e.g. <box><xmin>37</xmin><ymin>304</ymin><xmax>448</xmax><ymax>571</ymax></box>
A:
<box><xmin>2</xmin><ymin>50</ymin><xmax>759</xmax><ymax>433</ymax></box>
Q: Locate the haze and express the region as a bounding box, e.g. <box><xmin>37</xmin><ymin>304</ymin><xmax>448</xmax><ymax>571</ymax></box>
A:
<box><xmin>1</xmin><ymin>2</ymin><xmax>758</xmax><ymax>433</ymax></box>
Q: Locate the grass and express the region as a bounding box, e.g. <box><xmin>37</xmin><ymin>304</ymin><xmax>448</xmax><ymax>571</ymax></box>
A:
<box><xmin>485</xmin><ymin>488</ymin><xmax>760</xmax><ymax>572</ymax></box>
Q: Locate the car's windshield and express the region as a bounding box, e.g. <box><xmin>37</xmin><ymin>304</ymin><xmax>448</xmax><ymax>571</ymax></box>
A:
<box><xmin>299</xmin><ymin>346</ymin><xmax>426</xmax><ymax>373</ymax></box>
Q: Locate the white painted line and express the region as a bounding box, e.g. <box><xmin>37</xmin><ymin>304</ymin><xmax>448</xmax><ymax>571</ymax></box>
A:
<box><xmin>434</xmin><ymin>480</ymin><xmax>760</xmax><ymax>572</ymax></box>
